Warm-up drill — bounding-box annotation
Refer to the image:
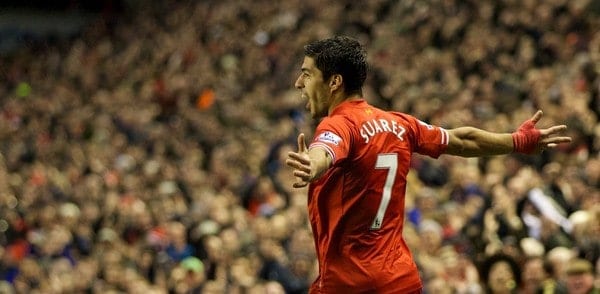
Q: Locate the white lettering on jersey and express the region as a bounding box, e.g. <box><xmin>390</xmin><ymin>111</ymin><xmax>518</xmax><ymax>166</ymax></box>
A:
<box><xmin>360</xmin><ymin>119</ymin><xmax>406</xmax><ymax>143</ymax></box>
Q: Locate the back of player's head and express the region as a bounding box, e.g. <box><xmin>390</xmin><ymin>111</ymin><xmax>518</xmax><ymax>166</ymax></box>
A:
<box><xmin>303</xmin><ymin>36</ymin><xmax>367</xmax><ymax>96</ymax></box>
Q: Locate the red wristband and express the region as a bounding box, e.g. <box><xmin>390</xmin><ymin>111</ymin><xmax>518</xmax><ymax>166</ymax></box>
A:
<box><xmin>512</xmin><ymin>120</ymin><xmax>541</xmax><ymax>154</ymax></box>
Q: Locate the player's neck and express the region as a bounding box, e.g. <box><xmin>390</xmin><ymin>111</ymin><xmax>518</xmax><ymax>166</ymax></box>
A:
<box><xmin>328</xmin><ymin>93</ymin><xmax>362</xmax><ymax>115</ymax></box>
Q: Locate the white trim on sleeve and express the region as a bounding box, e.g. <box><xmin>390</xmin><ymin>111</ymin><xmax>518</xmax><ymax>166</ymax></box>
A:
<box><xmin>440</xmin><ymin>128</ymin><xmax>449</xmax><ymax>145</ymax></box>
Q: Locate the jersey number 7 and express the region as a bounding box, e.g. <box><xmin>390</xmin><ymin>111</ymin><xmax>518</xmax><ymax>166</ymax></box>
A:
<box><xmin>371</xmin><ymin>153</ymin><xmax>398</xmax><ymax>230</ymax></box>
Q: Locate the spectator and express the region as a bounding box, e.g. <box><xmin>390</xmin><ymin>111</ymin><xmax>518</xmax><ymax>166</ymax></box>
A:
<box><xmin>479</xmin><ymin>253</ymin><xmax>522</xmax><ymax>294</ymax></box>
<box><xmin>564</xmin><ymin>258</ymin><xmax>598</xmax><ymax>294</ymax></box>
<box><xmin>521</xmin><ymin>256</ymin><xmax>548</xmax><ymax>294</ymax></box>
<box><xmin>546</xmin><ymin>246</ymin><xmax>577</xmax><ymax>292</ymax></box>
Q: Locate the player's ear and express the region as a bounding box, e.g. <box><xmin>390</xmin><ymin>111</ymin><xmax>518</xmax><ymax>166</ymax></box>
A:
<box><xmin>329</xmin><ymin>74</ymin><xmax>342</xmax><ymax>92</ymax></box>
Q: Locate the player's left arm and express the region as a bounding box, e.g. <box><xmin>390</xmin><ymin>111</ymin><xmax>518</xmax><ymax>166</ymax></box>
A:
<box><xmin>286</xmin><ymin>133</ymin><xmax>333</xmax><ymax>188</ymax></box>
<box><xmin>445</xmin><ymin>110</ymin><xmax>572</xmax><ymax>157</ymax></box>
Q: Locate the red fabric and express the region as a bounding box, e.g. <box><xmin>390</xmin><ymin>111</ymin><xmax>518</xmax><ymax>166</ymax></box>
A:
<box><xmin>306</xmin><ymin>99</ymin><xmax>448</xmax><ymax>293</ymax></box>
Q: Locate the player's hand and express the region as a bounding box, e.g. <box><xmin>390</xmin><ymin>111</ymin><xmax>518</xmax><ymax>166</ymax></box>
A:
<box><xmin>286</xmin><ymin>133</ymin><xmax>312</xmax><ymax>188</ymax></box>
<box><xmin>531</xmin><ymin>110</ymin><xmax>572</xmax><ymax>153</ymax></box>
<box><xmin>513</xmin><ymin>110</ymin><xmax>572</xmax><ymax>154</ymax></box>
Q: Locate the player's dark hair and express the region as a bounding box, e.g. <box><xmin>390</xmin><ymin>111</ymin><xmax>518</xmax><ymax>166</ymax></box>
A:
<box><xmin>304</xmin><ymin>36</ymin><xmax>367</xmax><ymax>96</ymax></box>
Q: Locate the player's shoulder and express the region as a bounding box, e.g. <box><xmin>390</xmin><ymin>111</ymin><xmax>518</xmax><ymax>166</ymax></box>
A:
<box><xmin>386</xmin><ymin>110</ymin><xmax>419</xmax><ymax>124</ymax></box>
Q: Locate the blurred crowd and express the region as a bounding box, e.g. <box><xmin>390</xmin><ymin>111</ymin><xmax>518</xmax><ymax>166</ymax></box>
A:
<box><xmin>0</xmin><ymin>0</ymin><xmax>599</xmax><ymax>293</ymax></box>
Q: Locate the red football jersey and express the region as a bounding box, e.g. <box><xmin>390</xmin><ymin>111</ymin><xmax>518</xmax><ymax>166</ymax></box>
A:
<box><xmin>307</xmin><ymin>99</ymin><xmax>449</xmax><ymax>293</ymax></box>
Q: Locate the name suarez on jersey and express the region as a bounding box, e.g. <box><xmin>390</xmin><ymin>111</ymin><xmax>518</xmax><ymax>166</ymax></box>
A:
<box><xmin>360</xmin><ymin>118</ymin><xmax>406</xmax><ymax>143</ymax></box>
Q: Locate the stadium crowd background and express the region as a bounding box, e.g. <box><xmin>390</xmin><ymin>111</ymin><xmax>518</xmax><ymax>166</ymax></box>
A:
<box><xmin>0</xmin><ymin>0</ymin><xmax>599</xmax><ymax>293</ymax></box>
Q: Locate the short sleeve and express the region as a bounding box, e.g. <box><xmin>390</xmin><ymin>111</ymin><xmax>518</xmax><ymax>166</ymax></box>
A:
<box><xmin>309</xmin><ymin>116</ymin><xmax>352</xmax><ymax>165</ymax></box>
<box><xmin>409</xmin><ymin>117</ymin><xmax>449</xmax><ymax>158</ymax></box>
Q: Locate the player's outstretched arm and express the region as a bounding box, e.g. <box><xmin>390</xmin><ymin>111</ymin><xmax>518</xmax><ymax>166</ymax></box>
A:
<box><xmin>445</xmin><ymin>110</ymin><xmax>572</xmax><ymax>157</ymax></box>
<box><xmin>286</xmin><ymin>133</ymin><xmax>332</xmax><ymax>188</ymax></box>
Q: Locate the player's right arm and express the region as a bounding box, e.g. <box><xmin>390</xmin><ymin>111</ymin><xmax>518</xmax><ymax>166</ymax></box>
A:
<box><xmin>445</xmin><ymin>110</ymin><xmax>571</xmax><ymax>157</ymax></box>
